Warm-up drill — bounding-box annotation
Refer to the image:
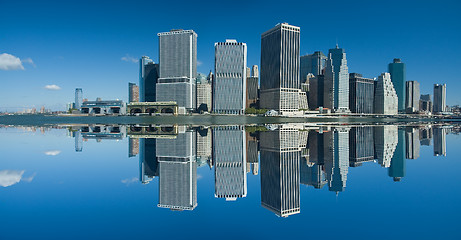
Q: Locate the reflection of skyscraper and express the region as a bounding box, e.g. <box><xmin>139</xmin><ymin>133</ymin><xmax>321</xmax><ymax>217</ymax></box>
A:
<box><xmin>349</xmin><ymin>126</ymin><xmax>374</xmax><ymax>167</ymax></box>
<box><xmin>213</xmin><ymin>126</ymin><xmax>247</xmax><ymax>200</ymax></box>
<box><xmin>374</xmin><ymin>72</ymin><xmax>398</xmax><ymax>114</ymax></box>
<box><xmin>246</xmin><ymin>131</ymin><xmax>259</xmax><ymax>175</ymax></box>
<box><xmin>433</xmin><ymin>127</ymin><xmax>447</xmax><ymax>156</ymax></box>
<box><xmin>405</xmin><ymin>127</ymin><xmax>420</xmax><ymax>159</ymax></box>
<box><xmin>260</xmin><ymin>126</ymin><xmax>300</xmax><ymax>217</ymax></box>
<box><xmin>75</xmin><ymin>130</ymin><xmax>83</xmax><ymax>152</ymax></box>
<box><xmin>419</xmin><ymin>126</ymin><xmax>433</xmax><ymax>146</ymax></box>
<box><xmin>157</xmin><ymin>128</ymin><xmax>197</xmax><ymax>210</ymax></box>
<box><xmin>374</xmin><ymin>125</ymin><xmax>398</xmax><ymax>168</ymax></box>
<box><xmin>139</xmin><ymin>138</ymin><xmax>158</xmax><ymax>184</ymax></box>
<box><xmin>129</xmin><ymin>138</ymin><xmax>139</xmax><ymax>157</ymax></box>
<box><xmin>389</xmin><ymin>129</ymin><xmax>406</xmax><ymax>181</ymax></box>
<box><xmin>300</xmin><ymin>155</ymin><xmax>327</xmax><ymax>189</ymax></box>
<box><xmin>324</xmin><ymin>128</ymin><xmax>349</xmax><ymax>193</ymax></box>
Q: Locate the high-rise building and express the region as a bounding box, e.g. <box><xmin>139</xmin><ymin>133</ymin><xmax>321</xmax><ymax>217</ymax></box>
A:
<box><xmin>300</xmin><ymin>51</ymin><xmax>327</xmax><ymax>80</ymax></box>
<box><xmin>196</xmin><ymin>73</ymin><xmax>212</xmax><ymax>112</ymax></box>
<box><xmin>374</xmin><ymin>125</ymin><xmax>398</xmax><ymax>168</ymax></box>
<box><xmin>433</xmin><ymin>127</ymin><xmax>447</xmax><ymax>156</ymax></box>
<box><xmin>128</xmin><ymin>83</ymin><xmax>139</xmax><ymax>102</ymax></box>
<box><xmin>433</xmin><ymin>84</ymin><xmax>447</xmax><ymax>113</ymax></box>
<box><xmin>349</xmin><ymin>126</ymin><xmax>374</xmax><ymax>167</ymax></box>
<box><xmin>260</xmin><ymin>125</ymin><xmax>301</xmax><ymax>217</ymax></box>
<box><xmin>213</xmin><ymin>40</ymin><xmax>247</xmax><ymax>114</ymax></box>
<box><xmin>75</xmin><ymin>130</ymin><xmax>83</xmax><ymax>152</ymax></box>
<box><xmin>308</xmin><ymin>75</ymin><xmax>324</xmax><ymax>110</ymax></box>
<box><xmin>213</xmin><ymin>126</ymin><xmax>247</xmax><ymax>200</ymax></box>
<box><xmin>388</xmin><ymin>58</ymin><xmax>406</xmax><ymax>112</ymax></box>
<box><xmin>324</xmin><ymin>45</ymin><xmax>349</xmax><ymax>112</ymax></box>
<box><xmin>374</xmin><ymin>72</ymin><xmax>398</xmax><ymax>114</ymax></box>
<box><xmin>420</xmin><ymin>94</ymin><xmax>433</xmax><ymax>113</ymax></box>
<box><xmin>349</xmin><ymin>73</ymin><xmax>375</xmax><ymax>114</ymax></box>
<box><xmin>251</xmin><ymin>65</ymin><xmax>259</xmax><ymax>78</ymax></box>
<box><xmin>139</xmin><ymin>56</ymin><xmax>154</xmax><ymax>102</ymax></box>
<box><xmin>260</xmin><ymin>23</ymin><xmax>301</xmax><ymax>114</ymax></box>
<box><xmin>405</xmin><ymin>81</ymin><xmax>420</xmax><ymax>113</ymax></box>
<box><xmin>75</xmin><ymin>88</ymin><xmax>83</xmax><ymax>110</ymax></box>
<box><xmin>405</xmin><ymin>127</ymin><xmax>420</xmax><ymax>159</ymax></box>
<box><xmin>157</xmin><ymin>29</ymin><xmax>197</xmax><ymax>111</ymax></box>
<box><xmin>246</xmin><ymin>65</ymin><xmax>259</xmax><ymax>108</ymax></box>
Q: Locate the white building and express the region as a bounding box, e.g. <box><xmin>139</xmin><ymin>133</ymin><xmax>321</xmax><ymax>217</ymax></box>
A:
<box><xmin>374</xmin><ymin>72</ymin><xmax>398</xmax><ymax>114</ymax></box>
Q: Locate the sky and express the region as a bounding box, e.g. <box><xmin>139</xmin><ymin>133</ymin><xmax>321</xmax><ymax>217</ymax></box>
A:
<box><xmin>1</xmin><ymin>0</ymin><xmax>460</xmax><ymax>111</ymax></box>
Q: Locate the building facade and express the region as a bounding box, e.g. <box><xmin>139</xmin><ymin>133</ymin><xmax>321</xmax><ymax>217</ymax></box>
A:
<box><xmin>433</xmin><ymin>84</ymin><xmax>446</xmax><ymax>113</ymax></box>
<box><xmin>196</xmin><ymin>73</ymin><xmax>212</xmax><ymax>112</ymax></box>
<box><xmin>300</xmin><ymin>51</ymin><xmax>326</xmax><ymax>79</ymax></box>
<box><xmin>260</xmin><ymin>23</ymin><xmax>301</xmax><ymax>114</ymax></box>
<box><xmin>324</xmin><ymin>45</ymin><xmax>349</xmax><ymax>112</ymax></box>
<box><xmin>420</xmin><ymin>94</ymin><xmax>433</xmax><ymax>113</ymax></box>
<box><xmin>405</xmin><ymin>81</ymin><xmax>420</xmax><ymax>113</ymax></box>
<box><xmin>75</xmin><ymin>88</ymin><xmax>83</xmax><ymax>110</ymax></box>
<box><xmin>388</xmin><ymin>58</ymin><xmax>406</xmax><ymax>112</ymax></box>
<box><xmin>349</xmin><ymin>73</ymin><xmax>375</xmax><ymax>114</ymax></box>
<box><xmin>128</xmin><ymin>83</ymin><xmax>139</xmax><ymax>102</ymax></box>
<box><xmin>213</xmin><ymin>40</ymin><xmax>247</xmax><ymax>114</ymax></box>
<box><xmin>157</xmin><ymin>30</ymin><xmax>197</xmax><ymax>111</ymax></box>
<box><xmin>374</xmin><ymin>72</ymin><xmax>398</xmax><ymax>115</ymax></box>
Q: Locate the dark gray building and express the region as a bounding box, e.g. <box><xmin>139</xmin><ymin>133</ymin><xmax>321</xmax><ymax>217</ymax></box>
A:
<box><xmin>349</xmin><ymin>73</ymin><xmax>375</xmax><ymax>114</ymax></box>
<box><xmin>433</xmin><ymin>84</ymin><xmax>446</xmax><ymax>113</ymax></box>
<box><xmin>349</xmin><ymin>126</ymin><xmax>374</xmax><ymax>167</ymax></box>
<box><xmin>405</xmin><ymin>81</ymin><xmax>420</xmax><ymax>113</ymax></box>
<box><xmin>420</xmin><ymin>94</ymin><xmax>433</xmax><ymax>113</ymax></box>
<box><xmin>300</xmin><ymin>51</ymin><xmax>327</xmax><ymax>79</ymax></box>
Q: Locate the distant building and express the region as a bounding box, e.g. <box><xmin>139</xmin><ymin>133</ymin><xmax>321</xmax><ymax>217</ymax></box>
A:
<box><xmin>213</xmin><ymin>40</ymin><xmax>247</xmax><ymax>114</ymax></box>
<box><xmin>81</xmin><ymin>99</ymin><xmax>126</xmax><ymax>115</ymax></box>
<box><xmin>433</xmin><ymin>84</ymin><xmax>447</xmax><ymax>113</ymax></box>
<box><xmin>75</xmin><ymin>88</ymin><xmax>83</xmax><ymax>110</ymax></box>
<box><xmin>252</xmin><ymin>65</ymin><xmax>259</xmax><ymax>78</ymax></box>
<box><xmin>196</xmin><ymin>73</ymin><xmax>212</xmax><ymax>112</ymax></box>
<box><xmin>300</xmin><ymin>51</ymin><xmax>327</xmax><ymax>79</ymax></box>
<box><xmin>324</xmin><ymin>45</ymin><xmax>349</xmax><ymax>112</ymax></box>
<box><xmin>405</xmin><ymin>81</ymin><xmax>420</xmax><ymax>113</ymax></box>
<box><xmin>374</xmin><ymin>72</ymin><xmax>398</xmax><ymax>115</ymax></box>
<box><xmin>128</xmin><ymin>138</ymin><xmax>139</xmax><ymax>157</ymax></box>
<box><xmin>388</xmin><ymin>58</ymin><xmax>406</xmax><ymax>112</ymax></box>
<box><xmin>157</xmin><ymin>29</ymin><xmax>197</xmax><ymax>112</ymax></box>
<box><xmin>349</xmin><ymin>73</ymin><xmax>375</xmax><ymax>114</ymax></box>
<box><xmin>128</xmin><ymin>83</ymin><xmax>139</xmax><ymax>102</ymax></box>
<box><xmin>260</xmin><ymin>23</ymin><xmax>301</xmax><ymax>115</ymax></box>
<box><xmin>420</xmin><ymin>94</ymin><xmax>433</xmax><ymax>113</ymax></box>
<box><xmin>246</xmin><ymin>131</ymin><xmax>259</xmax><ymax>175</ymax></box>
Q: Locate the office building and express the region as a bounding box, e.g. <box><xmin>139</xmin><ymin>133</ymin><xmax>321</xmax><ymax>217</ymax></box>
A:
<box><xmin>405</xmin><ymin>127</ymin><xmax>420</xmax><ymax>159</ymax></box>
<box><xmin>247</xmin><ymin>65</ymin><xmax>259</xmax><ymax>108</ymax></box>
<box><xmin>433</xmin><ymin>127</ymin><xmax>447</xmax><ymax>156</ymax></box>
<box><xmin>374</xmin><ymin>72</ymin><xmax>398</xmax><ymax>114</ymax></box>
<box><xmin>433</xmin><ymin>84</ymin><xmax>447</xmax><ymax>113</ymax></box>
<box><xmin>300</xmin><ymin>51</ymin><xmax>327</xmax><ymax>80</ymax></box>
<box><xmin>213</xmin><ymin>40</ymin><xmax>247</xmax><ymax>114</ymax></box>
<box><xmin>349</xmin><ymin>73</ymin><xmax>375</xmax><ymax>114</ymax></box>
<box><xmin>405</xmin><ymin>81</ymin><xmax>420</xmax><ymax>113</ymax></box>
<box><xmin>260</xmin><ymin>23</ymin><xmax>301</xmax><ymax>114</ymax></box>
<box><xmin>213</xmin><ymin>126</ymin><xmax>247</xmax><ymax>200</ymax></box>
<box><xmin>349</xmin><ymin>126</ymin><xmax>374</xmax><ymax>167</ymax></box>
<box><xmin>157</xmin><ymin>29</ymin><xmax>197</xmax><ymax>111</ymax></box>
<box><xmin>139</xmin><ymin>56</ymin><xmax>159</xmax><ymax>102</ymax></box>
<box><xmin>196</xmin><ymin>73</ymin><xmax>212</xmax><ymax>112</ymax></box>
<box><xmin>420</xmin><ymin>94</ymin><xmax>433</xmax><ymax>113</ymax></box>
<box><xmin>323</xmin><ymin>45</ymin><xmax>349</xmax><ymax>112</ymax></box>
<box><xmin>308</xmin><ymin>75</ymin><xmax>324</xmax><ymax>110</ymax></box>
<box><xmin>374</xmin><ymin>125</ymin><xmax>398</xmax><ymax>168</ymax></box>
<box><xmin>388</xmin><ymin>58</ymin><xmax>406</xmax><ymax>112</ymax></box>
<box><xmin>128</xmin><ymin>83</ymin><xmax>139</xmax><ymax>102</ymax></box>
<box><xmin>75</xmin><ymin>88</ymin><xmax>83</xmax><ymax>110</ymax></box>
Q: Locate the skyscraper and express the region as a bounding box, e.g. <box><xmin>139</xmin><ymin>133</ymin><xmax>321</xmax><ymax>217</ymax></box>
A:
<box><xmin>213</xmin><ymin>40</ymin><xmax>247</xmax><ymax>114</ymax></box>
<box><xmin>139</xmin><ymin>56</ymin><xmax>159</xmax><ymax>102</ymax></box>
<box><xmin>405</xmin><ymin>81</ymin><xmax>420</xmax><ymax>113</ymax></box>
<box><xmin>128</xmin><ymin>83</ymin><xmax>139</xmax><ymax>102</ymax></box>
<box><xmin>246</xmin><ymin>66</ymin><xmax>259</xmax><ymax>109</ymax></box>
<box><xmin>196</xmin><ymin>73</ymin><xmax>212</xmax><ymax>112</ymax></box>
<box><xmin>300</xmin><ymin>51</ymin><xmax>327</xmax><ymax>79</ymax></box>
<box><xmin>388</xmin><ymin>58</ymin><xmax>406</xmax><ymax>112</ymax></box>
<box><xmin>433</xmin><ymin>84</ymin><xmax>447</xmax><ymax>113</ymax></box>
<box><xmin>349</xmin><ymin>73</ymin><xmax>375</xmax><ymax>114</ymax></box>
<box><xmin>251</xmin><ymin>65</ymin><xmax>259</xmax><ymax>78</ymax></box>
<box><xmin>374</xmin><ymin>72</ymin><xmax>398</xmax><ymax>114</ymax></box>
<box><xmin>323</xmin><ymin>45</ymin><xmax>349</xmax><ymax>112</ymax></box>
<box><xmin>420</xmin><ymin>94</ymin><xmax>433</xmax><ymax>113</ymax></box>
<box><xmin>157</xmin><ymin>29</ymin><xmax>197</xmax><ymax>111</ymax></box>
<box><xmin>260</xmin><ymin>23</ymin><xmax>301</xmax><ymax>114</ymax></box>
<box><xmin>75</xmin><ymin>88</ymin><xmax>83</xmax><ymax>110</ymax></box>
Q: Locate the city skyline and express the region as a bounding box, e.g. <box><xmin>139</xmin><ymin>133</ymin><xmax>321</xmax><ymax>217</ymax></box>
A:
<box><xmin>1</xmin><ymin>1</ymin><xmax>460</xmax><ymax>111</ymax></box>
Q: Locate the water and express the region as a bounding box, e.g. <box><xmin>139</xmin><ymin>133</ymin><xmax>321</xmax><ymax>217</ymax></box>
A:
<box><xmin>1</xmin><ymin>122</ymin><xmax>460</xmax><ymax>239</ymax></box>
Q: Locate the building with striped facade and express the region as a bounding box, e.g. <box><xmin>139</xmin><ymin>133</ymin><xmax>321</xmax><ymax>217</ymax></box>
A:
<box><xmin>323</xmin><ymin>45</ymin><xmax>349</xmax><ymax>112</ymax></box>
<box><xmin>349</xmin><ymin>73</ymin><xmax>375</xmax><ymax>114</ymax></box>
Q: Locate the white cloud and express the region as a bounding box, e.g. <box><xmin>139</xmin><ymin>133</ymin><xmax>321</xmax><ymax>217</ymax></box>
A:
<box><xmin>44</xmin><ymin>150</ymin><xmax>61</xmax><ymax>156</ymax></box>
<box><xmin>197</xmin><ymin>60</ymin><xmax>203</xmax><ymax>66</ymax></box>
<box><xmin>121</xmin><ymin>54</ymin><xmax>138</xmax><ymax>63</ymax></box>
<box><xmin>121</xmin><ymin>177</ymin><xmax>138</xmax><ymax>185</ymax></box>
<box><xmin>22</xmin><ymin>58</ymin><xmax>36</xmax><ymax>68</ymax></box>
<box><xmin>0</xmin><ymin>170</ymin><xmax>24</xmax><ymax>187</ymax></box>
<box><xmin>44</xmin><ymin>85</ymin><xmax>61</xmax><ymax>91</ymax></box>
<box><xmin>0</xmin><ymin>53</ymin><xmax>24</xmax><ymax>70</ymax></box>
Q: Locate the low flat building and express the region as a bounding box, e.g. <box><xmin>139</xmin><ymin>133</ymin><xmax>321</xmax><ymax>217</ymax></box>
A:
<box><xmin>81</xmin><ymin>99</ymin><xmax>126</xmax><ymax>115</ymax></box>
<box><xmin>127</xmin><ymin>102</ymin><xmax>178</xmax><ymax>115</ymax></box>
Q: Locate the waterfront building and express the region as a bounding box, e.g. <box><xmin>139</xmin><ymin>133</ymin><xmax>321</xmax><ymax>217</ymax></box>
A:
<box><xmin>128</xmin><ymin>83</ymin><xmax>139</xmax><ymax>102</ymax></box>
<box><xmin>405</xmin><ymin>81</ymin><xmax>420</xmax><ymax>113</ymax></box>
<box><xmin>75</xmin><ymin>88</ymin><xmax>83</xmax><ymax>110</ymax></box>
<box><xmin>349</xmin><ymin>126</ymin><xmax>374</xmax><ymax>167</ymax></box>
<box><xmin>374</xmin><ymin>72</ymin><xmax>398</xmax><ymax>115</ymax></box>
<box><xmin>80</xmin><ymin>99</ymin><xmax>126</xmax><ymax>115</ymax></box>
<box><xmin>260</xmin><ymin>23</ymin><xmax>301</xmax><ymax>114</ymax></box>
<box><xmin>420</xmin><ymin>94</ymin><xmax>433</xmax><ymax>113</ymax></box>
<box><xmin>323</xmin><ymin>45</ymin><xmax>349</xmax><ymax>112</ymax></box>
<box><xmin>388</xmin><ymin>58</ymin><xmax>406</xmax><ymax>112</ymax></box>
<box><xmin>374</xmin><ymin>125</ymin><xmax>398</xmax><ymax>168</ymax></box>
<box><xmin>260</xmin><ymin>125</ymin><xmax>301</xmax><ymax>217</ymax></box>
<box><xmin>300</xmin><ymin>51</ymin><xmax>327</xmax><ymax>80</ymax></box>
<box><xmin>196</xmin><ymin>73</ymin><xmax>212</xmax><ymax>112</ymax></box>
<box><xmin>433</xmin><ymin>84</ymin><xmax>447</xmax><ymax>113</ymax></box>
<box><xmin>157</xmin><ymin>29</ymin><xmax>197</xmax><ymax>112</ymax></box>
<box><xmin>349</xmin><ymin>73</ymin><xmax>375</xmax><ymax>114</ymax></box>
<box><xmin>433</xmin><ymin>127</ymin><xmax>447</xmax><ymax>156</ymax></box>
<box><xmin>405</xmin><ymin>127</ymin><xmax>420</xmax><ymax>159</ymax></box>
<box><xmin>213</xmin><ymin>126</ymin><xmax>247</xmax><ymax>200</ymax></box>
<box><xmin>213</xmin><ymin>40</ymin><xmax>247</xmax><ymax>114</ymax></box>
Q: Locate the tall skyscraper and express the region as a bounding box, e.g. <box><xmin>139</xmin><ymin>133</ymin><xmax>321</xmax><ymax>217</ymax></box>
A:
<box><xmin>213</xmin><ymin>40</ymin><xmax>247</xmax><ymax>114</ymax></box>
<box><xmin>405</xmin><ymin>81</ymin><xmax>420</xmax><ymax>113</ymax></box>
<box><xmin>139</xmin><ymin>56</ymin><xmax>159</xmax><ymax>102</ymax></box>
<box><xmin>349</xmin><ymin>73</ymin><xmax>375</xmax><ymax>114</ymax></box>
<box><xmin>157</xmin><ymin>29</ymin><xmax>197</xmax><ymax>111</ymax></box>
<box><xmin>196</xmin><ymin>73</ymin><xmax>212</xmax><ymax>112</ymax></box>
<box><xmin>213</xmin><ymin>126</ymin><xmax>247</xmax><ymax>200</ymax></box>
<box><xmin>433</xmin><ymin>127</ymin><xmax>447</xmax><ymax>156</ymax></box>
<box><xmin>260</xmin><ymin>23</ymin><xmax>301</xmax><ymax>114</ymax></box>
<box><xmin>388</xmin><ymin>58</ymin><xmax>406</xmax><ymax>112</ymax></box>
<box><xmin>433</xmin><ymin>84</ymin><xmax>447</xmax><ymax>113</ymax></box>
<box><xmin>300</xmin><ymin>51</ymin><xmax>327</xmax><ymax>79</ymax></box>
<box><xmin>323</xmin><ymin>45</ymin><xmax>349</xmax><ymax>112</ymax></box>
<box><xmin>128</xmin><ymin>83</ymin><xmax>139</xmax><ymax>102</ymax></box>
<box><xmin>374</xmin><ymin>72</ymin><xmax>398</xmax><ymax>114</ymax></box>
<box><xmin>75</xmin><ymin>88</ymin><xmax>83</xmax><ymax>110</ymax></box>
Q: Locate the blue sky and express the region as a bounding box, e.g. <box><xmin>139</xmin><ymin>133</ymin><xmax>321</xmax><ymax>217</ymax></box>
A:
<box><xmin>1</xmin><ymin>0</ymin><xmax>460</xmax><ymax>111</ymax></box>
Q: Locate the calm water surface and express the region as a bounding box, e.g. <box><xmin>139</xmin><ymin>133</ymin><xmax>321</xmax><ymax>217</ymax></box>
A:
<box><xmin>1</xmin><ymin>123</ymin><xmax>460</xmax><ymax>239</ymax></box>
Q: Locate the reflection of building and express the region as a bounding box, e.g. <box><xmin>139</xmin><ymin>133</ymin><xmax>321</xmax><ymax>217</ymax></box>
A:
<box><xmin>75</xmin><ymin>131</ymin><xmax>82</xmax><ymax>152</ymax></box>
<box><xmin>128</xmin><ymin>138</ymin><xmax>139</xmax><ymax>157</ymax></box>
<box><xmin>157</xmin><ymin>128</ymin><xmax>197</xmax><ymax>210</ymax></box>
<box><xmin>324</xmin><ymin>128</ymin><xmax>349</xmax><ymax>193</ymax></box>
<box><xmin>405</xmin><ymin>127</ymin><xmax>420</xmax><ymax>159</ymax></box>
<box><xmin>433</xmin><ymin>84</ymin><xmax>447</xmax><ymax>113</ymax></box>
<box><xmin>389</xmin><ymin>129</ymin><xmax>406</xmax><ymax>181</ymax></box>
<box><xmin>260</xmin><ymin>126</ymin><xmax>300</xmax><ymax>217</ymax></box>
<box><xmin>139</xmin><ymin>138</ymin><xmax>158</xmax><ymax>184</ymax></box>
<box><xmin>419</xmin><ymin>126</ymin><xmax>433</xmax><ymax>146</ymax></box>
<box><xmin>349</xmin><ymin>126</ymin><xmax>374</xmax><ymax>167</ymax></box>
<box><xmin>246</xmin><ymin>131</ymin><xmax>259</xmax><ymax>175</ymax></box>
<box><xmin>349</xmin><ymin>73</ymin><xmax>375</xmax><ymax>114</ymax></box>
<box><xmin>374</xmin><ymin>125</ymin><xmax>398</xmax><ymax>168</ymax></box>
<box><xmin>420</xmin><ymin>94</ymin><xmax>433</xmax><ymax>113</ymax></box>
<box><xmin>196</xmin><ymin>127</ymin><xmax>212</xmax><ymax>160</ymax></box>
<box><xmin>213</xmin><ymin>126</ymin><xmax>247</xmax><ymax>200</ymax></box>
<box><xmin>388</xmin><ymin>58</ymin><xmax>406</xmax><ymax>112</ymax></box>
<box><xmin>433</xmin><ymin>127</ymin><xmax>447</xmax><ymax>156</ymax></box>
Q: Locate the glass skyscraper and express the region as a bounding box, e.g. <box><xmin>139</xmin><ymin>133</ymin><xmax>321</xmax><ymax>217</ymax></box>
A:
<box><xmin>388</xmin><ymin>58</ymin><xmax>406</xmax><ymax>112</ymax></box>
<box><xmin>433</xmin><ymin>84</ymin><xmax>446</xmax><ymax>113</ymax></box>
<box><xmin>324</xmin><ymin>45</ymin><xmax>349</xmax><ymax>112</ymax></box>
<box><xmin>300</xmin><ymin>51</ymin><xmax>327</xmax><ymax>79</ymax></box>
<box><xmin>349</xmin><ymin>73</ymin><xmax>375</xmax><ymax>114</ymax></box>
